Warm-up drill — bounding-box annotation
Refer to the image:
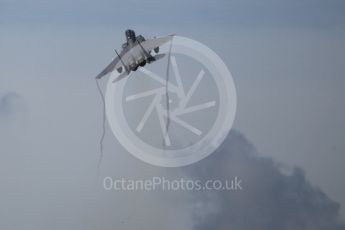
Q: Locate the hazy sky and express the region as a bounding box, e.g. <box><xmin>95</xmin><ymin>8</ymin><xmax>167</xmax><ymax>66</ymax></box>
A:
<box><xmin>1</xmin><ymin>0</ymin><xmax>345</xmax><ymax>229</ymax></box>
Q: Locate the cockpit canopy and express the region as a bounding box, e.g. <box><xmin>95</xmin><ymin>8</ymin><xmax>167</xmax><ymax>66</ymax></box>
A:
<box><xmin>125</xmin><ymin>29</ymin><xmax>136</xmax><ymax>43</ymax></box>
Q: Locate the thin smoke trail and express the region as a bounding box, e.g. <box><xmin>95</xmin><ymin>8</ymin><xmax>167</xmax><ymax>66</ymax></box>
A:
<box><xmin>95</xmin><ymin>79</ymin><xmax>106</xmax><ymax>173</ymax></box>
<box><xmin>164</xmin><ymin>39</ymin><xmax>173</xmax><ymax>147</ymax></box>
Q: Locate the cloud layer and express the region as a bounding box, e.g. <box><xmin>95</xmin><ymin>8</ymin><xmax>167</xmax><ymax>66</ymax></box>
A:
<box><xmin>182</xmin><ymin>131</ymin><xmax>345</xmax><ymax>230</ymax></box>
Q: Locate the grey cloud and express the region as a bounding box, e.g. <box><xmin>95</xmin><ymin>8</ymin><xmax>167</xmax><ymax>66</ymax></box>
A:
<box><xmin>182</xmin><ymin>131</ymin><xmax>345</xmax><ymax>230</ymax></box>
<box><xmin>0</xmin><ymin>92</ymin><xmax>26</xmax><ymax>122</ymax></box>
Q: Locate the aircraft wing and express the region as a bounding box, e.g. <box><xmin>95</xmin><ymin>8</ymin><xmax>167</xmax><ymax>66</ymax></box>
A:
<box><xmin>95</xmin><ymin>56</ymin><xmax>120</xmax><ymax>79</ymax></box>
<box><xmin>140</xmin><ymin>35</ymin><xmax>174</xmax><ymax>52</ymax></box>
<box><xmin>95</xmin><ymin>34</ymin><xmax>174</xmax><ymax>79</ymax></box>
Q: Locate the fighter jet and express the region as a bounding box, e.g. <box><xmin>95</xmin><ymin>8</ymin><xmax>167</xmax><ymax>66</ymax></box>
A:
<box><xmin>95</xmin><ymin>29</ymin><xmax>174</xmax><ymax>81</ymax></box>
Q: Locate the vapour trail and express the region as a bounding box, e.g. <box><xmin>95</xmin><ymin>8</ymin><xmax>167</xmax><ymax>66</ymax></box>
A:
<box><xmin>164</xmin><ymin>38</ymin><xmax>174</xmax><ymax>147</ymax></box>
<box><xmin>95</xmin><ymin>78</ymin><xmax>106</xmax><ymax>174</ymax></box>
